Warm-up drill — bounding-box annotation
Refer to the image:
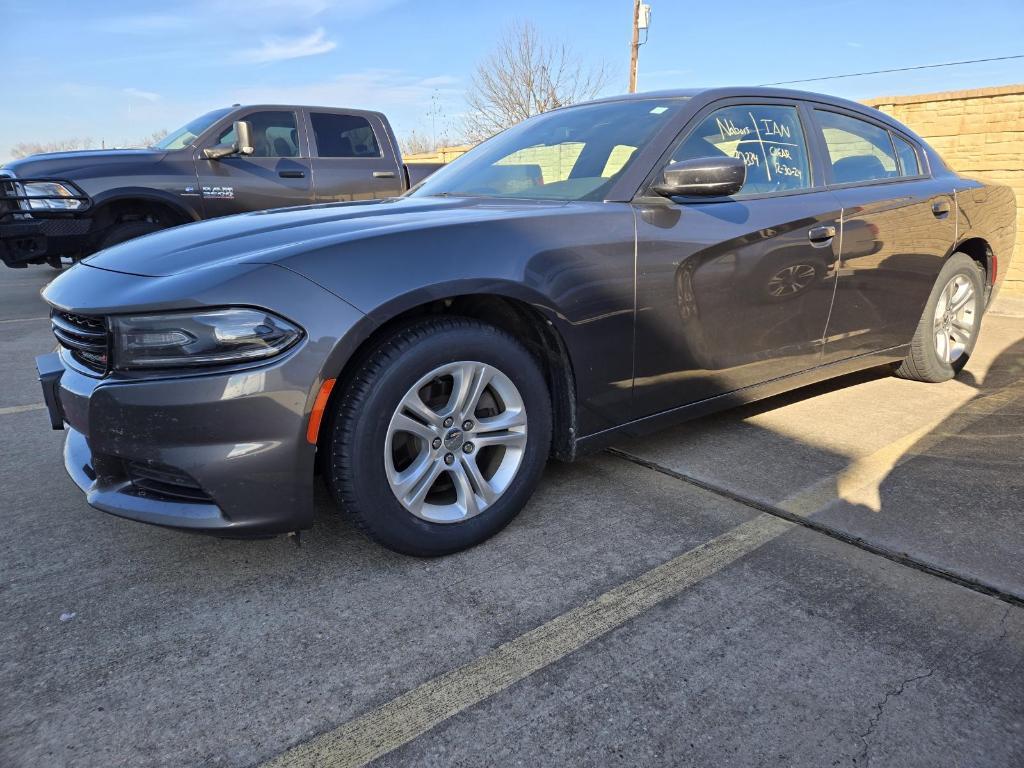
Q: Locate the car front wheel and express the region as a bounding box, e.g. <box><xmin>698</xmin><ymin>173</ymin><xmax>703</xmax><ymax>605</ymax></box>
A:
<box><xmin>327</xmin><ymin>317</ymin><xmax>552</xmax><ymax>556</ymax></box>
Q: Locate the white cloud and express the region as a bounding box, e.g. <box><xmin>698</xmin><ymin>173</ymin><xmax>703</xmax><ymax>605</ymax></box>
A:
<box><xmin>123</xmin><ymin>87</ymin><xmax>161</xmax><ymax>103</ymax></box>
<box><xmin>238</xmin><ymin>28</ymin><xmax>337</xmax><ymax>64</ymax></box>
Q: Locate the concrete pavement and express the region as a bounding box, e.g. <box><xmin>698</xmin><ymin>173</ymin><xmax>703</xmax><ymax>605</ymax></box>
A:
<box><xmin>1</xmin><ymin>264</ymin><xmax>1021</xmax><ymax>767</ymax></box>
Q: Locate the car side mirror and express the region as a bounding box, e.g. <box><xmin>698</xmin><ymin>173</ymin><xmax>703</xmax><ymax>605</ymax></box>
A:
<box><xmin>652</xmin><ymin>156</ymin><xmax>746</xmax><ymax>198</ymax></box>
<box><xmin>203</xmin><ymin>120</ymin><xmax>255</xmax><ymax>160</ymax></box>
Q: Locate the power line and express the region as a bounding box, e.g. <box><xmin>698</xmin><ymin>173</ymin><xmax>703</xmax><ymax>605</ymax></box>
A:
<box><xmin>759</xmin><ymin>54</ymin><xmax>1024</xmax><ymax>86</ymax></box>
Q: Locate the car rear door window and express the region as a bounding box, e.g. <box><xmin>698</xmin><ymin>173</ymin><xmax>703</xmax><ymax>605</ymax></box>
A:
<box><xmin>311</xmin><ymin>113</ymin><xmax>382</xmax><ymax>158</ymax></box>
<box><xmin>217</xmin><ymin>111</ymin><xmax>300</xmax><ymax>158</ymax></box>
<box><xmin>892</xmin><ymin>134</ymin><xmax>921</xmax><ymax>177</ymax></box>
<box><xmin>670</xmin><ymin>104</ymin><xmax>811</xmax><ymax>196</ymax></box>
<box><xmin>816</xmin><ymin>110</ymin><xmax>900</xmax><ymax>185</ymax></box>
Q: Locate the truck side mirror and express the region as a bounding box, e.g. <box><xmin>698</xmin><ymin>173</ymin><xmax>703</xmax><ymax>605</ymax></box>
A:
<box><xmin>234</xmin><ymin>120</ymin><xmax>254</xmax><ymax>156</ymax></box>
<box><xmin>203</xmin><ymin>120</ymin><xmax>255</xmax><ymax>160</ymax></box>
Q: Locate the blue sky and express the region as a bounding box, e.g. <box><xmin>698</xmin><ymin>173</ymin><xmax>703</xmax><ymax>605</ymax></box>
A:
<box><xmin>3</xmin><ymin>0</ymin><xmax>1023</xmax><ymax>162</ymax></box>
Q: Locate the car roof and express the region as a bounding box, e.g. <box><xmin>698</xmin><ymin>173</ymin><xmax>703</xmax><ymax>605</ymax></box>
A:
<box><xmin>578</xmin><ymin>86</ymin><xmax>910</xmax><ymax>134</ymax></box>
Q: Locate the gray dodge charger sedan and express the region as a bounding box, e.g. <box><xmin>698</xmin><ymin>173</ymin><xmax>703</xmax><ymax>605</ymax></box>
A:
<box><xmin>36</xmin><ymin>87</ymin><xmax>1016</xmax><ymax>555</ymax></box>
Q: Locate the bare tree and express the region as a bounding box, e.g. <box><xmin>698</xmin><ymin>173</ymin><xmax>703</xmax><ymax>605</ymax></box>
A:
<box><xmin>402</xmin><ymin>130</ymin><xmax>441</xmax><ymax>156</ymax></box>
<box><xmin>8</xmin><ymin>128</ymin><xmax>170</xmax><ymax>159</ymax></box>
<box><xmin>464</xmin><ymin>21</ymin><xmax>610</xmax><ymax>142</ymax></box>
<box><xmin>10</xmin><ymin>138</ymin><xmax>98</xmax><ymax>159</ymax></box>
<box><xmin>143</xmin><ymin>128</ymin><xmax>168</xmax><ymax>146</ymax></box>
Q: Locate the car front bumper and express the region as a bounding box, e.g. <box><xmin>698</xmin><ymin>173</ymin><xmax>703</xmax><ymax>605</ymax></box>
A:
<box><xmin>38</xmin><ymin>350</ymin><xmax>322</xmax><ymax>536</ymax></box>
<box><xmin>36</xmin><ymin>262</ymin><xmax>370</xmax><ymax>536</ymax></box>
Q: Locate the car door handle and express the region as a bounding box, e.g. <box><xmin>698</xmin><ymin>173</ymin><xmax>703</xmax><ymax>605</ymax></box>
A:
<box><xmin>373</xmin><ymin>171</ymin><xmax>396</xmax><ymax>179</ymax></box>
<box><xmin>279</xmin><ymin>170</ymin><xmax>305</xmax><ymax>179</ymax></box>
<box><xmin>931</xmin><ymin>200</ymin><xmax>951</xmax><ymax>218</ymax></box>
<box><xmin>808</xmin><ymin>225</ymin><xmax>836</xmax><ymax>245</ymax></box>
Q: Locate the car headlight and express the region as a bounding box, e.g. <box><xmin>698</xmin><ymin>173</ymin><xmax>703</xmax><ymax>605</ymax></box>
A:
<box><xmin>20</xmin><ymin>181</ymin><xmax>84</xmax><ymax>211</ymax></box>
<box><xmin>111</xmin><ymin>308</ymin><xmax>303</xmax><ymax>370</ymax></box>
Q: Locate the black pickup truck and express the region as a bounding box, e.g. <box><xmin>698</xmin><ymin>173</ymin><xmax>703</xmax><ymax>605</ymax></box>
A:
<box><xmin>0</xmin><ymin>104</ymin><xmax>442</xmax><ymax>268</ymax></box>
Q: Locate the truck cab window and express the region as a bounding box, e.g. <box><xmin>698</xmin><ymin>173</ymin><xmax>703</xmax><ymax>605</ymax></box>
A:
<box><xmin>217</xmin><ymin>111</ymin><xmax>299</xmax><ymax>158</ymax></box>
<box><xmin>311</xmin><ymin>113</ymin><xmax>382</xmax><ymax>158</ymax></box>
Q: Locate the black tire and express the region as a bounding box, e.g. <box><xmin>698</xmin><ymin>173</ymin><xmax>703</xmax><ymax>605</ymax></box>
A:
<box><xmin>97</xmin><ymin>220</ymin><xmax>165</xmax><ymax>250</ymax></box>
<box><xmin>327</xmin><ymin>317</ymin><xmax>552</xmax><ymax>556</ymax></box>
<box><xmin>894</xmin><ymin>253</ymin><xmax>985</xmax><ymax>383</ymax></box>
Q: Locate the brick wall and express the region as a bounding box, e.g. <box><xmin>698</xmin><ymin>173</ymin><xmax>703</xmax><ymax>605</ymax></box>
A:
<box><xmin>864</xmin><ymin>84</ymin><xmax>1024</xmax><ymax>295</ymax></box>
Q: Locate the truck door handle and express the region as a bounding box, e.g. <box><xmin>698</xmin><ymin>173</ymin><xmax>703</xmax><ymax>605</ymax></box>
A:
<box><xmin>279</xmin><ymin>170</ymin><xmax>305</xmax><ymax>179</ymax></box>
<box><xmin>373</xmin><ymin>171</ymin><xmax>396</xmax><ymax>179</ymax></box>
<box><xmin>808</xmin><ymin>225</ymin><xmax>836</xmax><ymax>245</ymax></box>
<box><xmin>931</xmin><ymin>200</ymin><xmax>951</xmax><ymax>218</ymax></box>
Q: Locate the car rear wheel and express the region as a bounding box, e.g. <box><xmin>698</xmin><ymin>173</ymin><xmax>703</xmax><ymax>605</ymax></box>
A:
<box><xmin>894</xmin><ymin>253</ymin><xmax>984</xmax><ymax>383</ymax></box>
<box><xmin>326</xmin><ymin>317</ymin><xmax>552</xmax><ymax>556</ymax></box>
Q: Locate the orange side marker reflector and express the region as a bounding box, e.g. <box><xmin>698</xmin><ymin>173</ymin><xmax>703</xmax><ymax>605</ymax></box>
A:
<box><xmin>306</xmin><ymin>378</ymin><xmax>337</xmax><ymax>444</ymax></box>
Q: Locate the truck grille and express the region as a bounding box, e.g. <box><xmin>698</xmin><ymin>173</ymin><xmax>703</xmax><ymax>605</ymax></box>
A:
<box><xmin>0</xmin><ymin>175</ymin><xmax>14</xmax><ymax>217</ymax></box>
<box><xmin>51</xmin><ymin>310</ymin><xmax>110</xmax><ymax>373</ymax></box>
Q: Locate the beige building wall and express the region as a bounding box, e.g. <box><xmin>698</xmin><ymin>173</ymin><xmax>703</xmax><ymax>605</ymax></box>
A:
<box><xmin>864</xmin><ymin>84</ymin><xmax>1023</xmax><ymax>295</ymax></box>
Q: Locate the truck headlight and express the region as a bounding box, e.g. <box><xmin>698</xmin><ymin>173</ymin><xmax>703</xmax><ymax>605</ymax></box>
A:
<box><xmin>111</xmin><ymin>308</ymin><xmax>303</xmax><ymax>370</ymax></box>
<box><xmin>20</xmin><ymin>181</ymin><xmax>83</xmax><ymax>211</ymax></box>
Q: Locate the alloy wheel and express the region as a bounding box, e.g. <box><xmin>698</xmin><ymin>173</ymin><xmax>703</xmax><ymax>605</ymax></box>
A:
<box><xmin>384</xmin><ymin>361</ymin><xmax>527</xmax><ymax>523</ymax></box>
<box><xmin>932</xmin><ymin>274</ymin><xmax>977</xmax><ymax>365</ymax></box>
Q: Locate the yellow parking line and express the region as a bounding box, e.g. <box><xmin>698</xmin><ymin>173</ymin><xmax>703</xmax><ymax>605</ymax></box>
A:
<box><xmin>260</xmin><ymin>514</ymin><xmax>793</xmax><ymax>768</ymax></box>
<box><xmin>0</xmin><ymin>403</ymin><xmax>46</xmax><ymax>417</ymax></box>
<box><xmin>260</xmin><ymin>382</ymin><xmax>1022</xmax><ymax>767</ymax></box>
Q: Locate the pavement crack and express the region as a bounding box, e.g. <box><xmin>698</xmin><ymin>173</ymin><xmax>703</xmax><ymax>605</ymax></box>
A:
<box><xmin>857</xmin><ymin>669</ymin><xmax>935</xmax><ymax>766</ymax></box>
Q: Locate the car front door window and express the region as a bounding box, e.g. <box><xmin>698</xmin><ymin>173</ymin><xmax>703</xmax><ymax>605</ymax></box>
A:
<box><xmin>670</xmin><ymin>104</ymin><xmax>811</xmax><ymax>196</ymax></box>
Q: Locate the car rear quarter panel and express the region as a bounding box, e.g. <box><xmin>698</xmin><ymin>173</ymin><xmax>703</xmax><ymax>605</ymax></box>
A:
<box><xmin>955</xmin><ymin>179</ymin><xmax>1017</xmax><ymax>300</ymax></box>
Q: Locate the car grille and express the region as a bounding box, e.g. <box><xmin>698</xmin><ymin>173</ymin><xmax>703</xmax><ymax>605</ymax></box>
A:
<box><xmin>123</xmin><ymin>460</ymin><xmax>214</xmax><ymax>503</ymax></box>
<box><xmin>50</xmin><ymin>310</ymin><xmax>110</xmax><ymax>373</ymax></box>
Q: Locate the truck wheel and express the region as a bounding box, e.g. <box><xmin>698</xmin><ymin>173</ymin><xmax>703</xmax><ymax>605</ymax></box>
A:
<box><xmin>326</xmin><ymin>317</ymin><xmax>552</xmax><ymax>556</ymax></box>
<box><xmin>894</xmin><ymin>253</ymin><xmax>984</xmax><ymax>383</ymax></box>
<box><xmin>97</xmin><ymin>220</ymin><xmax>164</xmax><ymax>251</ymax></box>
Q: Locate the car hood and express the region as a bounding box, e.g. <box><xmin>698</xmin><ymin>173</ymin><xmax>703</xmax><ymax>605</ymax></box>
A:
<box><xmin>83</xmin><ymin>196</ymin><xmax>570</xmax><ymax>277</ymax></box>
<box><xmin>4</xmin><ymin>148</ymin><xmax>168</xmax><ymax>177</ymax></box>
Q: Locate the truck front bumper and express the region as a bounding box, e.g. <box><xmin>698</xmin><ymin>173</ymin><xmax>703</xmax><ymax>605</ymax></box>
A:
<box><xmin>1</xmin><ymin>176</ymin><xmax>94</xmax><ymax>267</ymax></box>
<box><xmin>0</xmin><ymin>217</ymin><xmax>93</xmax><ymax>267</ymax></box>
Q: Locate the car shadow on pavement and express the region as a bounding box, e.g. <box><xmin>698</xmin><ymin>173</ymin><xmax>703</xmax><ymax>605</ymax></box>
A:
<box><xmin>807</xmin><ymin>337</ymin><xmax>1024</xmax><ymax>597</ymax></box>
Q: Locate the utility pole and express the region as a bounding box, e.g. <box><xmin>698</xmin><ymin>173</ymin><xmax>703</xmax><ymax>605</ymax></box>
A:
<box><xmin>628</xmin><ymin>1</ymin><xmax>651</xmax><ymax>94</ymax></box>
<box><xmin>629</xmin><ymin>0</ymin><xmax>641</xmax><ymax>93</ymax></box>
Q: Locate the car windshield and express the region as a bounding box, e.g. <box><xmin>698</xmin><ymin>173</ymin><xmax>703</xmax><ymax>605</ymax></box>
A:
<box><xmin>411</xmin><ymin>98</ymin><xmax>687</xmax><ymax>202</ymax></box>
<box><xmin>153</xmin><ymin>108</ymin><xmax>234</xmax><ymax>150</ymax></box>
